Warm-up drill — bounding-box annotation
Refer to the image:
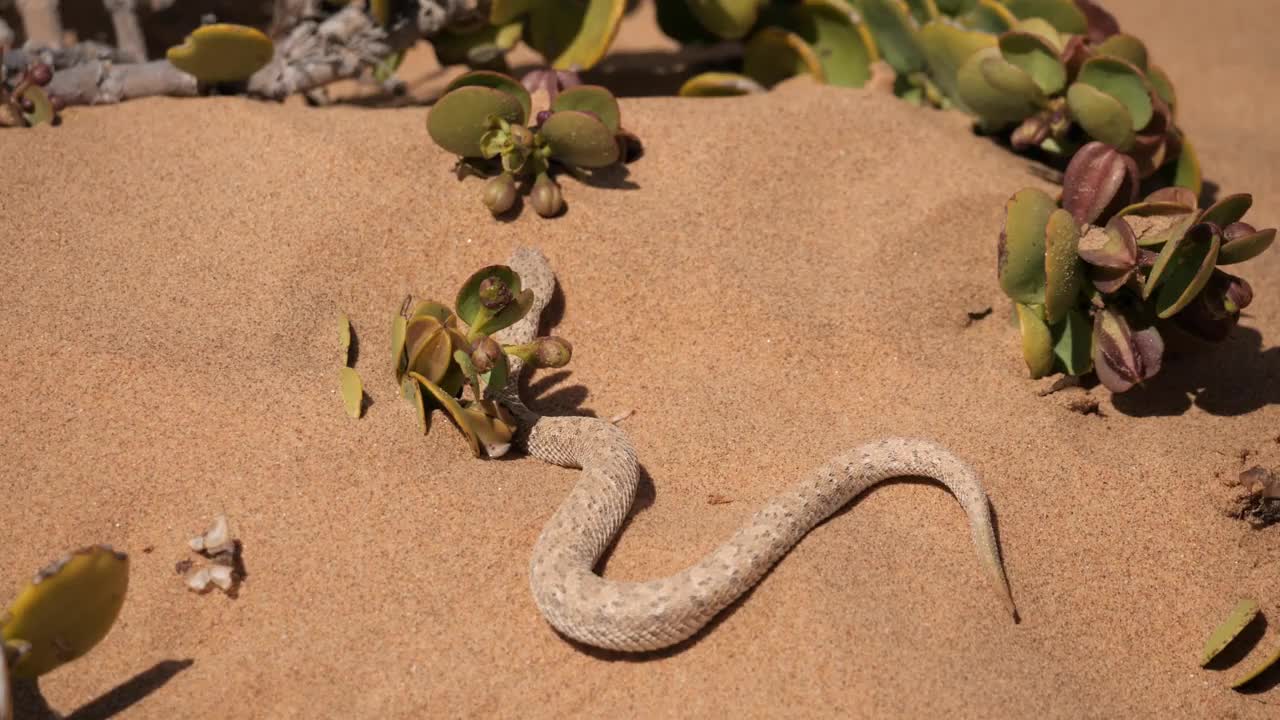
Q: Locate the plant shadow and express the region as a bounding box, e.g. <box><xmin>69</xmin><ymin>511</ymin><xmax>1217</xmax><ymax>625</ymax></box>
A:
<box><xmin>14</xmin><ymin>658</ymin><xmax>194</xmax><ymax>720</ymax></box>
<box><xmin>1112</xmin><ymin>326</ymin><xmax>1280</xmax><ymax>418</ymax></box>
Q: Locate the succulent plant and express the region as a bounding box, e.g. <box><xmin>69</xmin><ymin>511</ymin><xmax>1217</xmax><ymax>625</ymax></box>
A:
<box><xmin>427</xmin><ymin>70</ymin><xmax>633</xmax><ymax>218</ymax></box>
<box><xmin>673</xmin><ymin>0</ymin><xmax>881</xmax><ymax>97</ymax></box>
<box><xmin>166</xmin><ymin>23</ymin><xmax>275</xmax><ymax>86</ymax></box>
<box><xmin>1</xmin><ymin>545</ymin><xmax>129</xmax><ymax>702</ymax></box>
<box><xmin>997</xmin><ymin>142</ymin><xmax>1276</xmax><ymax>393</ymax></box>
<box><xmin>392</xmin><ymin>264</ymin><xmax>571</xmax><ymax>457</ymax></box>
<box><xmin>940</xmin><ymin>8</ymin><xmax>1194</xmax><ymax>183</ymax></box>
<box><xmin>437</xmin><ymin>0</ymin><xmax>625</xmax><ymax>73</ymax></box>
<box><xmin>1200</xmin><ymin>598</ymin><xmax>1261</xmax><ymax>667</ymax></box>
<box><xmin>0</xmin><ymin>59</ymin><xmax>61</xmax><ymax>128</ymax></box>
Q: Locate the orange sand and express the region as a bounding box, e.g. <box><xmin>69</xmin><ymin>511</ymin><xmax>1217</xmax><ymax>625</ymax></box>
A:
<box><xmin>2</xmin><ymin>0</ymin><xmax>1278</xmax><ymax>716</ymax></box>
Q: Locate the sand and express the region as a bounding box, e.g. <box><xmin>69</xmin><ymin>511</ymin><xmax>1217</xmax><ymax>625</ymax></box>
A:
<box><xmin>2</xmin><ymin>0</ymin><xmax>1279</xmax><ymax>717</ymax></box>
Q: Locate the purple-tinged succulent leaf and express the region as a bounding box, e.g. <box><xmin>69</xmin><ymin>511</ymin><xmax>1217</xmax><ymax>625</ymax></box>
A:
<box><xmin>1172</xmin><ymin>270</ymin><xmax>1252</xmax><ymax>342</ymax></box>
<box><xmin>1143</xmin><ymin>186</ymin><xmax>1198</xmax><ymax>210</ymax></box>
<box><xmin>1094</xmin><ymin>33</ymin><xmax>1147</xmax><ymax>71</ymax></box>
<box><xmin>1145</xmin><ymin>64</ymin><xmax>1177</xmax><ymax>113</ymax></box>
<box><xmin>1078</xmin><ymin>217</ymin><xmax>1138</xmax><ymax>269</ymax></box>
<box><xmin>1059</xmin><ymin>34</ymin><xmax>1089</xmax><ymax>79</ymax></box>
<box><xmin>1118</xmin><ymin>211</ymin><xmax>1197</xmax><ymax>248</ymax></box>
<box><xmin>1218</xmin><ymin>223</ymin><xmax>1276</xmax><ymax>265</ymax></box>
<box><xmin>1093</xmin><ymin>306</ymin><xmax>1162</xmax><ymax>392</ymax></box>
<box><xmin>1090</xmin><ymin>265</ymin><xmax>1134</xmax><ymax>294</ymax></box>
<box><xmin>1060</xmin><ymin>141</ymin><xmax>1139</xmax><ymax>226</ymax></box>
<box><xmin>1073</xmin><ymin>0</ymin><xmax>1121</xmax><ymax>43</ymax></box>
<box><xmin>1011</xmin><ymin>114</ymin><xmax>1051</xmax><ymax>149</ymax></box>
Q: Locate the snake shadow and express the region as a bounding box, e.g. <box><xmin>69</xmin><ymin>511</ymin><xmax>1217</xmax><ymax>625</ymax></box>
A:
<box><xmin>13</xmin><ymin>659</ymin><xmax>194</xmax><ymax>719</ymax></box>
<box><xmin>562</xmin><ymin>475</ymin><xmax>1018</xmax><ymax>662</ymax></box>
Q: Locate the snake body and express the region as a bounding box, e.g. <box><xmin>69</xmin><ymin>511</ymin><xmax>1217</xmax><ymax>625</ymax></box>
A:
<box><xmin>496</xmin><ymin>248</ymin><xmax>1016</xmax><ymax>653</ymax></box>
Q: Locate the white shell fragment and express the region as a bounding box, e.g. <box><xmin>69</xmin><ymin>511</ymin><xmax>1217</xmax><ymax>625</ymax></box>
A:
<box><xmin>184</xmin><ymin>514</ymin><xmax>240</xmax><ymax>595</ymax></box>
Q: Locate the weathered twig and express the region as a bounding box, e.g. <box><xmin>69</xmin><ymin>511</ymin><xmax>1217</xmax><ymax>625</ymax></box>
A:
<box><xmin>15</xmin><ymin>0</ymin><xmax>62</xmax><ymax>48</ymax></box>
<box><xmin>104</xmin><ymin>0</ymin><xmax>148</xmax><ymax>62</ymax></box>
<box><xmin>5</xmin><ymin>0</ymin><xmax>489</xmax><ymax>108</ymax></box>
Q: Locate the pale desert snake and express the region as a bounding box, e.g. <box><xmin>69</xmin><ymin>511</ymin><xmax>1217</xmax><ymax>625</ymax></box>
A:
<box><xmin>493</xmin><ymin>247</ymin><xmax>1017</xmax><ymax>653</ymax></box>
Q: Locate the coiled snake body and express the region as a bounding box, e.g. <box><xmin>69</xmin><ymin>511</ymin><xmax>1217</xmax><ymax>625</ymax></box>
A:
<box><xmin>495</xmin><ymin>248</ymin><xmax>1016</xmax><ymax>653</ymax></box>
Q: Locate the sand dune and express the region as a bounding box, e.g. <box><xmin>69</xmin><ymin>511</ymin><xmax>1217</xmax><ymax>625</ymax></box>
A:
<box><xmin>2</xmin><ymin>0</ymin><xmax>1278</xmax><ymax>716</ymax></box>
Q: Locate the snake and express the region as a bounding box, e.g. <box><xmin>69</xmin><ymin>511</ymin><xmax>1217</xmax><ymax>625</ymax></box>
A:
<box><xmin>494</xmin><ymin>247</ymin><xmax>1017</xmax><ymax>653</ymax></box>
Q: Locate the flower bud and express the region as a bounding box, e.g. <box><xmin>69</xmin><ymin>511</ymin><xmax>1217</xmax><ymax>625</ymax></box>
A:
<box><xmin>530</xmin><ymin>174</ymin><xmax>563</xmax><ymax>218</ymax></box>
<box><xmin>477</xmin><ymin>275</ymin><xmax>513</xmax><ymax>311</ymax></box>
<box><xmin>49</xmin><ymin>94</ymin><xmax>66</xmax><ymax>113</ymax></box>
<box><xmin>28</xmin><ymin>63</ymin><xmax>53</xmax><ymax>87</ymax></box>
<box><xmin>470</xmin><ymin>336</ymin><xmax>502</xmax><ymax>373</ymax></box>
<box><xmin>535</xmin><ymin>110</ymin><xmax>552</xmax><ymax>125</ymax></box>
<box><xmin>535</xmin><ymin>337</ymin><xmax>572</xmax><ymax>368</ymax></box>
<box><xmin>508</xmin><ymin>123</ymin><xmax>534</xmax><ymax>148</ymax></box>
<box><xmin>482</xmin><ymin>173</ymin><xmax>517</xmax><ymax>215</ymax></box>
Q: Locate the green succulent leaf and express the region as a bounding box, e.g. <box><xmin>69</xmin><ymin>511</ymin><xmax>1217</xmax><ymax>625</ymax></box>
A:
<box><xmin>401</xmin><ymin>375</ymin><xmax>430</xmax><ymax>433</ymax></box>
<box><xmin>957</xmin><ymin>48</ymin><xmax>1041</xmax><ymax>128</ymax></box>
<box><xmin>1015</xmin><ymin>303</ymin><xmax>1054</xmax><ymax>378</ymax></box>
<box><xmin>454</xmin><ymin>349</ymin><xmax>483</xmax><ymax>400</ymax></box>
<box><xmin>685</xmin><ymin>0</ymin><xmax>763</xmax><ymax>39</ymax></box>
<box><xmin>411</xmin><ymin>300</ymin><xmax>453</xmax><ymax>323</ymax></box>
<box><xmin>1051</xmin><ymin>307</ymin><xmax>1093</xmax><ymax>376</ymax></box>
<box><xmin>904</xmin><ymin>0</ymin><xmax>940</xmax><ymax>23</ymax></box>
<box><xmin>1146</xmin><ymin>64</ymin><xmax>1176</xmax><ymax>112</ymax></box>
<box><xmin>1172</xmin><ymin>133</ymin><xmax>1202</xmax><ymax>195</ymax></box>
<box><xmin>338</xmin><ymin>314</ymin><xmax>352</xmax><ymax>361</ymax></box>
<box><xmin>1198</xmin><ymin>193</ymin><xmax>1252</xmax><ymax>229</ymax></box>
<box><xmin>856</xmin><ymin>0</ymin><xmax>927</xmax><ymax>76</ymax></box>
<box><xmin>1094</xmin><ymin>33</ymin><xmax>1148</xmax><ymax>71</ymax></box>
<box><xmin>18</xmin><ymin>85</ymin><xmax>54</xmax><ymax>126</ymax></box>
<box><xmin>489</xmin><ymin>0</ymin><xmax>535</xmax><ymax>24</ymax></box>
<box><xmin>1148</xmin><ymin>223</ymin><xmax>1220</xmax><ymax>318</ymax></box>
<box><xmin>551</xmin><ymin>85</ymin><xmax>621</xmax><ymax>134</ymax></box>
<box><xmin>678</xmin><ymin>71</ymin><xmax>766</xmax><ymax>96</ymax></box>
<box><xmin>1</xmin><ymin>546</ymin><xmax>129</xmax><ymax>679</ymax></box>
<box><xmin>917</xmin><ymin>20</ymin><xmax>996</xmax><ymax>110</ymax></box>
<box><xmin>1043</xmin><ymin>209</ymin><xmax>1085</xmax><ymax>324</ymax></box>
<box><xmin>957</xmin><ymin>0</ymin><xmax>1017</xmax><ymax>33</ymax></box>
<box><xmin>742</xmin><ymin>27</ymin><xmax>826</xmax><ymax>87</ymax></box>
<box><xmin>456</xmin><ymin>265</ymin><xmax>522</xmax><ymax>328</ymax></box>
<box><xmin>1001</xmin><ymin>0</ymin><xmax>1087</xmax><ymax>34</ymax></box>
<box><xmin>765</xmin><ymin>0</ymin><xmax>878</xmax><ymax>88</ymax></box>
<box><xmin>406</xmin><ymin>321</ymin><xmax>453</xmax><ymax>385</ymax></box>
<box><xmin>427</xmin><ymin>86</ymin><xmax>527</xmax><ymax>157</ymax></box>
<box><xmin>655</xmin><ymin>0</ymin><xmax>722</xmax><ymax>44</ymax></box>
<box><xmin>165</xmin><ymin>23</ymin><xmax>274</xmax><ymax>84</ymax></box>
<box><xmin>390</xmin><ymin>314</ymin><xmax>408</xmax><ymax>382</ymax></box>
<box><xmin>998</xmin><ymin>187</ymin><xmax>1055</xmax><ymax>304</ymax></box>
<box><xmin>1075</xmin><ymin>57</ymin><xmax>1153</xmax><ymax>131</ymax></box>
<box><xmin>411</xmin><ymin>371</ymin><xmax>483</xmax><ymax>457</ymax></box>
<box><xmin>1200</xmin><ymin>598</ymin><xmax>1260</xmax><ymax>667</ymax></box>
<box><xmin>539</xmin><ymin>110</ymin><xmax>621</xmax><ymax>168</ymax></box>
<box><xmin>339</xmin><ymin>366</ymin><xmax>364</xmax><ymax>419</ymax></box>
<box><xmin>998</xmin><ymin>31</ymin><xmax>1066</xmax><ymax>95</ymax></box>
<box><xmin>1233</xmin><ymin>643</ymin><xmax>1280</xmax><ymax>690</ymax></box>
<box><xmin>1007</xmin><ymin>18</ymin><xmax>1062</xmax><ymax>51</ymax></box>
<box><xmin>443</xmin><ymin>70</ymin><xmax>532</xmax><ymax>122</ymax></box>
<box><xmin>526</xmin><ymin>0</ymin><xmax>626</xmax><ymax>70</ymax></box>
<box><xmin>431</xmin><ymin>22</ymin><xmax>523</xmax><ymax>70</ymax></box>
<box><xmin>1066</xmin><ymin>82</ymin><xmax>1135</xmax><ymax>151</ymax></box>
<box><xmin>482</xmin><ymin>350</ymin><xmax>510</xmax><ymax>397</ymax></box>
